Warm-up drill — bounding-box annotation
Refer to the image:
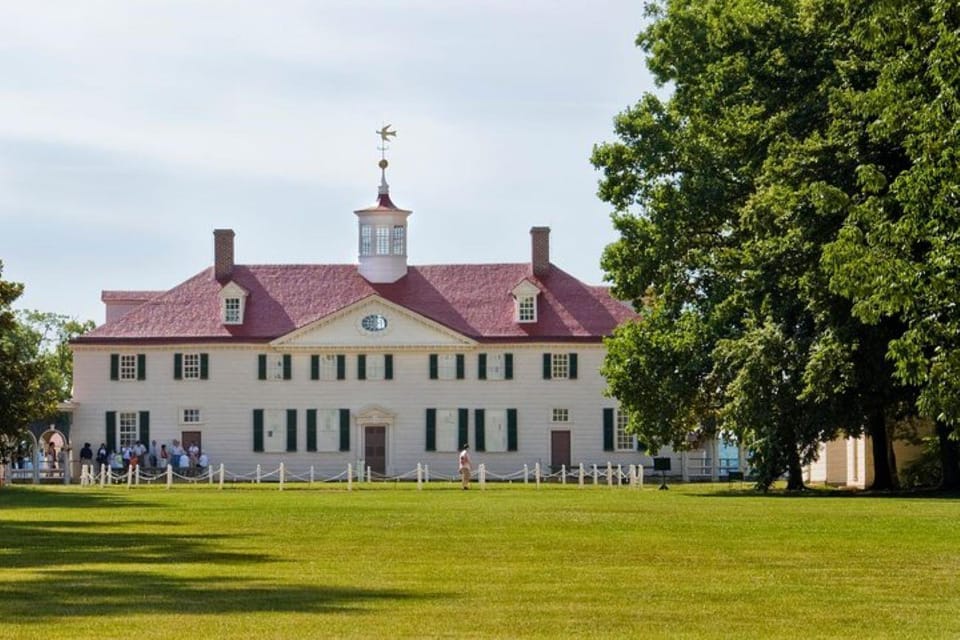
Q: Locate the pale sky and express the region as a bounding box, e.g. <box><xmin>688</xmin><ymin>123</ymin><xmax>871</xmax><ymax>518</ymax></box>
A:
<box><xmin>0</xmin><ymin>1</ymin><xmax>655</xmax><ymax>325</ymax></box>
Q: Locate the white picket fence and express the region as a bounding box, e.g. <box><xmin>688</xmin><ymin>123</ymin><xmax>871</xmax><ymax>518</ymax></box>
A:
<box><xmin>75</xmin><ymin>461</ymin><xmax>646</xmax><ymax>491</ymax></box>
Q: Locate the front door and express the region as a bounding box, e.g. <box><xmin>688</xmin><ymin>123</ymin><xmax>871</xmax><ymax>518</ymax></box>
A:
<box><xmin>181</xmin><ymin>431</ymin><xmax>202</xmax><ymax>455</ymax></box>
<box><xmin>364</xmin><ymin>426</ymin><xmax>386</xmax><ymax>477</ymax></box>
<box><xmin>551</xmin><ymin>430</ymin><xmax>571</xmax><ymax>472</ymax></box>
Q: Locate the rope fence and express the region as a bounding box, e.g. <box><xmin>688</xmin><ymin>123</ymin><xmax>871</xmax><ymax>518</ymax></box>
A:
<box><xmin>74</xmin><ymin>461</ymin><xmax>656</xmax><ymax>491</ymax></box>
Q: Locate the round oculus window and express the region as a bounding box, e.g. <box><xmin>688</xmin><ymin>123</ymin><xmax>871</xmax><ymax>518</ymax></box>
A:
<box><xmin>361</xmin><ymin>313</ymin><xmax>388</xmax><ymax>332</ymax></box>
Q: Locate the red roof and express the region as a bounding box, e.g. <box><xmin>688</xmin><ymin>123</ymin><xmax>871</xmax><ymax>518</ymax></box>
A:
<box><xmin>76</xmin><ymin>263</ymin><xmax>636</xmax><ymax>344</ymax></box>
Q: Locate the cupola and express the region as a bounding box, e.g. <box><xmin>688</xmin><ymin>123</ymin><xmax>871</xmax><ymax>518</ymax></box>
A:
<box><xmin>355</xmin><ymin>125</ymin><xmax>412</xmax><ymax>283</ymax></box>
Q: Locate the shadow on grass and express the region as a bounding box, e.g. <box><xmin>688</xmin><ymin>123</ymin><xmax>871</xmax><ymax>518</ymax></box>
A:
<box><xmin>0</xmin><ymin>520</ymin><xmax>269</xmax><ymax>570</ymax></box>
<box><xmin>0</xmin><ymin>486</ymin><xmax>153</xmax><ymax>509</ymax></box>
<box><xmin>687</xmin><ymin>485</ymin><xmax>960</xmax><ymax>499</ymax></box>
<box><xmin>0</xmin><ymin>569</ymin><xmax>435</xmax><ymax>620</ymax></box>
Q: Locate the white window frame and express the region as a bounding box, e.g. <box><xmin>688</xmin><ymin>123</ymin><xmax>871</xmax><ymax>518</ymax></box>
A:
<box><xmin>435</xmin><ymin>409</ymin><xmax>459</xmax><ymax>453</ymax></box>
<box><xmin>118</xmin><ymin>412</ymin><xmax>138</xmax><ymax>448</ymax></box>
<box><xmin>485</xmin><ymin>409</ymin><xmax>508</xmax><ymax>453</ymax></box>
<box><xmin>119</xmin><ymin>354</ymin><xmax>138</xmax><ymax>381</ymax></box>
<box><xmin>182</xmin><ymin>353</ymin><xmax>201</xmax><ymax>380</ymax></box>
<box><xmin>551</xmin><ymin>353</ymin><xmax>569</xmax><ymax>380</ymax></box>
<box><xmin>365</xmin><ymin>354</ymin><xmax>386</xmax><ymax>381</ymax></box>
<box><xmin>376</xmin><ymin>225</ymin><xmax>390</xmax><ymax>255</ymax></box>
<box><xmin>224</xmin><ymin>298</ymin><xmax>241</xmax><ymax>324</ymax></box>
<box><xmin>316</xmin><ymin>409</ymin><xmax>340</xmax><ymax>452</ymax></box>
<box><xmin>551</xmin><ymin>408</ymin><xmax>569</xmax><ymax>423</ymax></box>
<box><xmin>437</xmin><ymin>354</ymin><xmax>458</xmax><ymax>380</ymax></box>
<box><xmin>392</xmin><ymin>225</ymin><xmax>405</xmax><ymax>255</ymax></box>
<box><xmin>360</xmin><ymin>224</ymin><xmax>373</xmax><ymax>256</ymax></box>
<box><xmin>615</xmin><ymin>409</ymin><xmax>633</xmax><ymax>451</ymax></box>
<box><xmin>518</xmin><ymin>295</ymin><xmax>536</xmax><ymax>322</ymax></box>
<box><xmin>317</xmin><ymin>354</ymin><xmax>338</xmax><ymax>381</ymax></box>
<box><xmin>266</xmin><ymin>354</ymin><xmax>285</xmax><ymax>381</ymax></box>
<box><xmin>219</xmin><ymin>282</ymin><xmax>248</xmax><ymax>325</ymax></box>
<box><xmin>180</xmin><ymin>408</ymin><xmax>203</xmax><ymax>425</ymax></box>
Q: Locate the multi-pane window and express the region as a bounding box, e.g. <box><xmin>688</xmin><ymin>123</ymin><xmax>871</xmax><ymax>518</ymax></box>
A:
<box><xmin>224</xmin><ymin>298</ymin><xmax>241</xmax><ymax>324</ymax></box>
<box><xmin>182</xmin><ymin>408</ymin><xmax>202</xmax><ymax>424</ymax></box>
<box><xmin>365</xmin><ymin>354</ymin><xmax>386</xmax><ymax>380</ymax></box>
<box><xmin>316</xmin><ymin>409</ymin><xmax>340</xmax><ymax>452</ymax></box>
<box><xmin>552</xmin><ymin>408</ymin><xmax>569</xmax><ymax>423</ymax></box>
<box><xmin>616</xmin><ymin>409</ymin><xmax>632</xmax><ymax>451</ymax></box>
<box><xmin>551</xmin><ymin>353</ymin><xmax>569</xmax><ymax>379</ymax></box>
<box><xmin>438</xmin><ymin>354</ymin><xmax>457</xmax><ymax>380</ymax></box>
<box><xmin>183</xmin><ymin>353</ymin><xmax>201</xmax><ymax>380</ymax></box>
<box><xmin>317</xmin><ymin>355</ymin><xmax>338</xmax><ymax>380</ymax></box>
<box><xmin>376</xmin><ymin>225</ymin><xmax>390</xmax><ymax>255</ymax></box>
<box><xmin>435</xmin><ymin>409</ymin><xmax>459</xmax><ymax>452</ymax></box>
<box><xmin>119</xmin><ymin>354</ymin><xmax>138</xmax><ymax>380</ymax></box>
<box><xmin>119</xmin><ymin>412</ymin><xmax>138</xmax><ymax>447</ymax></box>
<box><xmin>360</xmin><ymin>224</ymin><xmax>373</xmax><ymax>256</ymax></box>
<box><xmin>518</xmin><ymin>295</ymin><xmax>536</xmax><ymax>322</ymax></box>
<box><xmin>392</xmin><ymin>225</ymin><xmax>405</xmax><ymax>255</ymax></box>
<box><xmin>266</xmin><ymin>354</ymin><xmax>285</xmax><ymax>381</ymax></box>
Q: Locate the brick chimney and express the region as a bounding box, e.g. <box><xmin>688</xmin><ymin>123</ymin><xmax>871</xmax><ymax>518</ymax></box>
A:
<box><xmin>213</xmin><ymin>229</ymin><xmax>235</xmax><ymax>282</ymax></box>
<box><xmin>531</xmin><ymin>226</ymin><xmax>550</xmax><ymax>278</ymax></box>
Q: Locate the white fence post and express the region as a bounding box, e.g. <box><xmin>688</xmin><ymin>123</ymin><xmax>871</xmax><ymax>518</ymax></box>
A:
<box><xmin>417</xmin><ymin>463</ymin><xmax>423</xmax><ymax>490</ymax></box>
<box><xmin>218</xmin><ymin>463</ymin><xmax>225</xmax><ymax>490</ymax></box>
<box><xmin>629</xmin><ymin>465</ymin><xmax>637</xmax><ymax>487</ymax></box>
<box><xmin>561</xmin><ymin>464</ymin><xmax>567</xmax><ymax>485</ymax></box>
<box><xmin>367</xmin><ymin>466</ymin><xmax>371</xmax><ymax>483</ymax></box>
<box><xmin>347</xmin><ymin>463</ymin><xmax>353</xmax><ymax>491</ymax></box>
<box><xmin>256</xmin><ymin>464</ymin><xmax>261</xmax><ymax>484</ymax></box>
<box><xmin>579</xmin><ymin>463</ymin><xmax>585</xmax><ymax>488</ymax></box>
<box><xmin>126</xmin><ymin>465</ymin><xmax>133</xmax><ymax>489</ymax></box>
<box><xmin>100</xmin><ymin>464</ymin><xmax>107</xmax><ymax>488</ymax></box>
<box><xmin>480</xmin><ymin>463</ymin><xmax>486</xmax><ymax>490</ymax></box>
<box><xmin>424</xmin><ymin>464</ymin><xmax>430</xmax><ymax>483</ymax></box>
<box><xmin>593</xmin><ymin>464</ymin><xmax>599</xmax><ymax>485</ymax></box>
<box><xmin>637</xmin><ymin>464</ymin><xmax>644</xmax><ymax>489</ymax></box>
<box><xmin>166</xmin><ymin>464</ymin><xmax>173</xmax><ymax>489</ymax></box>
<box><xmin>279</xmin><ymin>462</ymin><xmax>285</xmax><ymax>491</ymax></box>
<box><xmin>208</xmin><ymin>465</ymin><xmax>214</xmax><ymax>485</ymax></box>
<box><xmin>617</xmin><ymin>464</ymin><xmax>623</xmax><ymax>486</ymax></box>
<box><xmin>535</xmin><ymin>462</ymin><xmax>541</xmax><ymax>489</ymax></box>
<box><xmin>524</xmin><ymin>464</ymin><xmax>529</xmax><ymax>484</ymax></box>
<box><xmin>310</xmin><ymin>466</ymin><xmax>315</xmax><ymax>485</ymax></box>
<box><xmin>606</xmin><ymin>462</ymin><xmax>613</xmax><ymax>487</ymax></box>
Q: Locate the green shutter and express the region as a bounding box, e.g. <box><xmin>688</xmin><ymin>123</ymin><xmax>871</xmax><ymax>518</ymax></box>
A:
<box><xmin>105</xmin><ymin>411</ymin><xmax>117</xmax><ymax>453</ymax></box>
<box><xmin>542</xmin><ymin>353</ymin><xmax>552</xmax><ymax>379</ymax></box>
<box><xmin>310</xmin><ymin>355</ymin><xmax>320</xmax><ymax>380</ymax></box>
<box><xmin>458</xmin><ymin>408</ymin><xmax>469</xmax><ymax>449</ymax></box>
<box><xmin>339</xmin><ymin>409</ymin><xmax>350</xmax><ymax>451</ymax></box>
<box><xmin>174</xmin><ymin>353</ymin><xmax>183</xmax><ymax>380</ymax></box>
<box><xmin>478</xmin><ymin>353</ymin><xmax>487</xmax><ymax>380</ymax></box>
<box><xmin>385</xmin><ymin>354</ymin><xmax>393</xmax><ymax>380</ymax></box>
<box><xmin>336</xmin><ymin>355</ymin><xmax>346</xmax><ymax>380</ymax></box>
<box><xmin>110</xmin><ymin>354</ymin><xmax>119</xmax><ymax>380</ymax></box>
<box><xmin>505</xmin><ymin>353</ymin><xmax>514</xmax><ymax>380</ymax></box>
<box><xmin>200</xmin><ymin>353</ymin><xmax>209</xmax><ymax>379</ymax></box>
<box><xmin>507</xmin><ymin>409</ymin><xmax>518</xmax><ymax>451</ymax></box>
<box><xmin>253</xmin><ymin>409</ymin><xmax>264</xmax><ymax>452</ymax></box>
<box><xmin>139</xmin><ymin>411</ymin><xmax>150</xmax><ymax>444</ymax></box>
<box><xmin>286</xmin><ymin>409</ymin><xmax>297</xmax><ymax>452</ymax></box>
<box><xmin>429</xmin><ymin>354</ymin><xmax>438</xmax><ymax>379</ymax></box>
<box><xmin>357</xmin><ymin>354</ymin><xmax>366</xmax><ymax>380</ymax></box>
<box><xmin>306</xmin><ymin>409</ymin><xmax>317</xmax><ymax>452</ymax></box>
<box><xmin>456</xmin><ymin>354</ymin><xmax>465</xmax><ymax>380</ymax></box>
<box><xmin>425</xmin><ymin>409</ymin><xmax>436</xmax><ymax>451</ymax></box>
<box><xmin>603</xmin><ymin>408</ymin><xmax>615</xmax><ymax>452</ymax></box>
<box><xmin>475</xmin><ymin>409</ymin><xmax>486</xmax><ymax>452</ymax></box>
<box><xmin>569</xmin><ymin>353</ymin><xmax>578</xmax><ymax>379</ymax></box>
<box><xmin>258</xmin><ymin>354</ymin><xmax>267</xmax><ymax>380</ymax></box>
<box><xmin>283</xmin><ymin>354</ymin><xmax>292</xmax><ymax>380</ymax></box>
<box><xmin>137</xmin><ymin>354</ymin><xmax>146</xmax><ymax>380</ymax></box>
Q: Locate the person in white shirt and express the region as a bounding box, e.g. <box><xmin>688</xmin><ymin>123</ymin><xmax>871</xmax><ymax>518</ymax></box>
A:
<box><xmin>458</xmin><ymin>445</ymin><xmax>472</xmax><ymax>490</ymax></box>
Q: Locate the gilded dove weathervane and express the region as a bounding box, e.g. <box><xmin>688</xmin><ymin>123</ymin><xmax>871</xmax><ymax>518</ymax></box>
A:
<box><xmin>376</xmin><ymin>124</ymin><xmax>397</xmax><ymax>164</ymax></box>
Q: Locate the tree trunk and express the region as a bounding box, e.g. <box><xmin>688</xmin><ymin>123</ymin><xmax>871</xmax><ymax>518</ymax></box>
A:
<box><xmin>867</xmin><ymin>409</ymin><xmax>897</xmax><ymax>491</ymax></box>
<box><xmin>936</xmin><ymin>421</ymin><xmax>960</xmax><ymax>491</ymax></box>
<box><xmin>785</xmin><ymin>447</ymin><xmax>805</xmax><ymax>491</ymax></box>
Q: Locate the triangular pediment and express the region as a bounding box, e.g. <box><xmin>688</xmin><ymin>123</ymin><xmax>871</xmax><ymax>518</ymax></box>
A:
<box><xmin>272</xmin><ymin>295</ymin><xmax>476</xmax><ymax>348</ymax></box>
<box><xmin>511</xmin><ymin>278</ymin><xmax>541</xmax><ymax>297</ymax></box>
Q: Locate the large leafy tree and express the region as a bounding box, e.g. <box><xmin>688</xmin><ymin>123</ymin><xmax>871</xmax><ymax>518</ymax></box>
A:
<box><xmin>824</xmin><ymin>0</ymin><xmax>960</xmax><ymax>488</ymax></box>
<box><xmin>594</xmin><ymin>0</ymin><xmax>919</xmax><ymax>489</ymax></box>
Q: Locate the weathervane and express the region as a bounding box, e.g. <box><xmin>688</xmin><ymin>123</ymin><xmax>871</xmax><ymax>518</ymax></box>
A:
<box><xmin>376</xmin><ymin>124</ymin><xmax>397</xmax><ymax>165</ymax></box>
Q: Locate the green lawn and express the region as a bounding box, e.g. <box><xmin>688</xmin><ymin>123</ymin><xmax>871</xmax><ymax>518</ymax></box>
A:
<box><xmin>1</xmin><ymin>483</ymin><xmax>958</xmax><ymax>639</ymax></box>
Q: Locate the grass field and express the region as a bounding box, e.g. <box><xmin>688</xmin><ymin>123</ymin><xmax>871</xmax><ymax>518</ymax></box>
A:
<box><xmin>1</xmin><ymin>483</ymin><xmax>958</xmax><ymax>639</ymax></box>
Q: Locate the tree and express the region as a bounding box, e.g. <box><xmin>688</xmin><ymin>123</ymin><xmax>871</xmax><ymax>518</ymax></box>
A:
<box><xmin>594</xmin><ymin>0</ymin><xmax>920</xmax><ymax>490</ymax></box>
<box><xmin>823</xmin><ymin>0</ymin><xmax>960</xmax><ymax>488</ymax></box>
<box><xmin>16</xmin><ymin>310</ymin><xmax>95</xmax><ymax>403</ymax></box>
<box><xmin>0</xmin><ymin>262</ymin><xmax>56</xmax><ymax>462</ymax></box>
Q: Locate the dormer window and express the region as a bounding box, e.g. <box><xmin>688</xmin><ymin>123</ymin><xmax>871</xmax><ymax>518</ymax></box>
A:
<box><xmin>219</xmin><ymin>281</ymin><xmax>249</xmax><ymax>325</ymax></box>
<box><xmin>511</xmin><ymin>279</ymin><xmax>541</xmax><ymax>324</ymax></box>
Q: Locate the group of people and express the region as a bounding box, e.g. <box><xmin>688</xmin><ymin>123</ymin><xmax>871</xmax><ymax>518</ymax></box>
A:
<box><xmin>78</xmin><ymin>439</ymin><xmax>210</xmax><ymax>476</ymax></box>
